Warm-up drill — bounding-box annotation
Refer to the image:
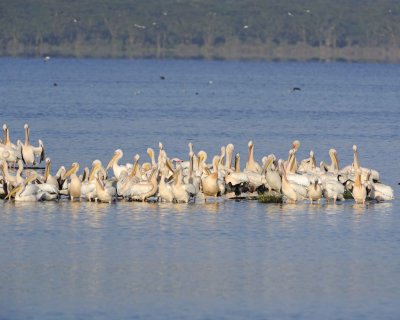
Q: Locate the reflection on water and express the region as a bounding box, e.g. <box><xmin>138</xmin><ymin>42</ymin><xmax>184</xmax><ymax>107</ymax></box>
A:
<box><xmin>1</xmin><ymin>198</ymin><xmax>399</xmax><ymax>319</ymax></box>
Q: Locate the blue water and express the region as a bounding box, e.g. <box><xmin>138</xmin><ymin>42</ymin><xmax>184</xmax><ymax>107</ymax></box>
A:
<box><xmin>0</xmin><ymin>58</ymin><xmax>399</xmax><ymax>319</ymax></box>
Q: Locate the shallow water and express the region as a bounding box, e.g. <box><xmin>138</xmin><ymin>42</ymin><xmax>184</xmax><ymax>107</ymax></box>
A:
<box><xmin>0</xmin><ymin>58</ymin><xmax>399</xmax><ymax>319</ymax></box>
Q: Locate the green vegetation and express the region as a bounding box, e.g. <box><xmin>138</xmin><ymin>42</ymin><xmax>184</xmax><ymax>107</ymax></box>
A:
<box><xmin>258</xmin><ymin>192</ymin><xmax>283</xmax><ymax>203</ymax></box>
<box><xmin>1</xmin><ymin>0</ymin><xmax>400</xmax><ymax>61</ymax></box>
<box><xmin>343</xmin><ymin>190</ymin><xmax>354</xmax><ymax>200</ymax></box>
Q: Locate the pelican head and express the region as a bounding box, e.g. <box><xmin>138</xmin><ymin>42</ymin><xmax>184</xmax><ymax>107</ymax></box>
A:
<box><xmin>147</xmin><ymin>148</ymin><xmax>155</xmax><ymax>159</ymax></box>
<box><xmin>198</xmin><ymin>150</ymin><xmax>207</xmax><ymax>163</ymax></box>
<box><xmin>106</xmin><ymin>149</ymin><xmax>123</xmax><ymax>170</ymax></box>
<box><xmin>142</xmin><ymin>162</ymin><xmax>151</xmax><ymax>172</ymax></box>
<box><xmin>24</xmin><ymin>123</ymin><xmax>29</xmax><ymax>130</ymax></box>
<box><xmin>292</xmin><ymin>140</ymin><xmax>301</xmax><ymax>152</ymax></box>
<box><xmin>63</xmin><ymin>162</ymin><xmax>79</xmax><ymax>179</ymax></box>
<box><xmin>89</xmin><ymin>161</ymin><xmax>101</xmax><ymax>181</ymax></box>
<box><xmin>248</xmin><ymin>140</ymin><xmax>253</xmax><ymax>148</ymax></box>
<box><xmin>262</xmin><ymin>155</ymin><xmax>274</xmax><ymax>174</ymax></box>
<box><xmin>7</xmin><ymin>172</ymin><xmax>37</xmax><ymax>200</ymax></box>
<box><xmin>353</xmin><ymin>145</ymin><xmax>357</xmax><ymax>152</ymax></box>
<box><xmin>159</xmin><ymin>142</ymin><xmax>163</xmax><ymax>150</ymax></box>
<box><xmin>2</xmin><ymin>124</ymin><xmax>7</xmax><ymax>131</ymax></box>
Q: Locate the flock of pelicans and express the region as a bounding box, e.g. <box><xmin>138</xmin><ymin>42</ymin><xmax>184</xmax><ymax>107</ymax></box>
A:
<box><xmin>0</xmin><ymin>123</ymin><xmax>395</xmax><ymax>204</ymax></box>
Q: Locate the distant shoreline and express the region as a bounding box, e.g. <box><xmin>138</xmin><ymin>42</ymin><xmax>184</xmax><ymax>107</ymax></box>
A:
<box><xmin>2</xmin><ymin>43</ymin><xmax>400</xmax><ymax>64</ymax></box>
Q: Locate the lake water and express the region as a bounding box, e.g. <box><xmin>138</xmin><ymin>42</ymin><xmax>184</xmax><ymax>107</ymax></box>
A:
<box><xmin>0</xmin><ymin>58</ymin><xmax>399</xmax><ymax>319</ymax></box>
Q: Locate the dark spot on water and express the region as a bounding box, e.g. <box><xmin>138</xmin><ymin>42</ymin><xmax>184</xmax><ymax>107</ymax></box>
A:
<box><xmin>160</xmin><ymin>76</ymin><xmax>165</xmax><ymax>80</ymax></box>
<box><xmin>195</xmin><ymin>92</ymin><xmax>199</xmax><ymax>95</ymax></box>
<box><xmin>292</xmin><ymin>87</ymin><xmax>301</xmax><ymax>91</ymax></box>
<box><xmin>53</xmin><ymin>82</ymin><xmax>58</xmax><ymax>86</ymax></box>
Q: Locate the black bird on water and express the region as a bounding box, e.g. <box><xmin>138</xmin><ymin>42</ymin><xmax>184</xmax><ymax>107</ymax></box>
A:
<box><xmin>292</xmin><ymin>87</ymin><xmax>301</xmax><ymax>91</ymax></box>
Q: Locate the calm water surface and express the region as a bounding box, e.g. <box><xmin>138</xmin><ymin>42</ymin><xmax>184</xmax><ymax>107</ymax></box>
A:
<box><xmin>0</xmin><ymin>58</ymin><xmax>399</xmax><ymax>319</ymax></box>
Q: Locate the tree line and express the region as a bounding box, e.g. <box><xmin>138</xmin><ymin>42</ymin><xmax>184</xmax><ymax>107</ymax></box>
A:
<box><xmin>1</xmin><ymin>0</ymin><xmax>400</xmax><ymax>62</ymax></box>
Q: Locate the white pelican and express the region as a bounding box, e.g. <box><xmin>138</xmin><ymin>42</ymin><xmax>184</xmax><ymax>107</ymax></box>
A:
<box><xmin>123</xmin><ymin>168</ymin><xmax>158</xmax><ymax>201</ymax></box>
<box><xmin>285</xmin><ymin>150</ymin><xmax>311</xmax><ymax>188</ymax></box>
<box><xmin>321</xmin><ymin>177</ymin><xmax>345</xmax><ymax>203</ymax></box>
<box><xmin>1</xmin><ymin>124</ymin><xmax>20</xmax><ymax>165</ymax></box>
<box><xmin>147</xmin><ymin>147</ymin><xmax>157</xmax><ymax>169</ymax></box>
<box><xmin>341</xmin><ymin>145</ymin><xmax>380</xmax><ymax>182</ymax></box>
<box><xmin>106</xmin><ymin>149</ymin><xmax>126</xmax><ymax>179</ymax></box>
<box><xmin>368</xmin><ymin>181</ymin><xmax>394</xmax><ymax>202</ymax></box>
<box><xmin>183</xmin><ymin>152</ymin><xmax>201</xmax><ymax>196</ymax></box>
<box><xmin>264</xmin><ymin>155</ymin><xmax>281</xmax><ymax>193</ymax></box>
<box><xmin>352</xmin><ymin>169</ymin><xmax>367</xmax><ymax>204</ymax></box>
<box><xmin>6</xmin><ymin>172</ymin><xmax>45</xmax><ymax>202</ymax></box>
<box><xmin>42</xmin><ymin>157</ymin><xmax>63</xmax><ymax>190</ymax></box>
<box><xmin>158</xmin><ymin>168</ymin><xmax>174</xmax><ymax>202</ymax></box>
<box><xmin>1</xmin><ymin>160</ymin><xmax>24</xmax><ymax>187</ymax></box>
<box><xmin>20</xmin><ymin>124</ymin><xmax>45</xmax><ymax>166</ymax></box>
<box><xmin>308</xmin><ymin>177</ymin><xmax>322</xmax><ymax>203</ymax></box>
<box><xmin>225</xmin><ymin>143</ymin><xmax>234</xmax><ymax>170</ymax></box>
<box><xmin>298</xmin><ymin>150</ymin><xmax>315</xmax><ymax>173</ymax></box>
<box><xmin>63</xmin><ymin>162</ymin><xmax>82</xmax><ymax>201</ymax></box>
<box><xmin>245</xmin><ymin>140</ymin><xmax>261</xmax><ymax>173</ymax></box>
<box><xmin>281</xmin><ymin>163</ymin><xmax>303</xmax><ymax>203</ymax></box>
<box><xmin>80</xmin><ymin>161</ymin><xmax>101</xmax><ymax>201</ymax></box>
<box><xmin>320</xmin><ymin>149</ymin><xmax>339</xmax><ymax>173</ymax></box>
<box><xmin>95</xmin><ymin>175</ymin><xmax>115</xmax><ymax>203</ymax></box>
<box><xmin>288</xmin><ymin>140</ymin><xmax>301</xmax><ymax>172</ymax></box>
<box><xmin>171</xmin><ymin>167</ymin><xmax>192</xmax><ymax>203</ymax></box>
<box><xmin>117</xmin><ymin>155</ymin><xmax>141</xmax><ymax>196</ymax></box>
<box><xmin>201</xmin><ymin>155</ymin><xmax>220</xmax><ymax>200</ymax></box>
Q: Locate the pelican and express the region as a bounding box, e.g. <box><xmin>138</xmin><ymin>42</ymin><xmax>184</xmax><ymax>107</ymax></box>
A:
<box><xmin>264</xmin><ymin>155</ymin><xmax>281</xmax><ymax>193</ymax></box>
<box><xmin>289</xmin><ymin>140</ymin><xmax>301</xmax><ymax>172</ymax></box>
<box><xmin>368</xmin><ymin>181</ymin><xmax>394</xmax><ymax>202</ymax></box>
<box><xmin>158</xmin><ymin>168</ymin><xmax>174</xmax><ymax>202</ymax></box>
<box><xmin>117</xmin><ymin>155</ymin><xmax>141</xmax><ymax>196</ymax></box>
<box><xmin>352</xmin><ymin>169</ymin><xmax>367</xmax><ymax>204</ymax></box>
<box><xmin>308</xmin><ymin>177</ymin><xmax>322</xmax><ymax>203</ymax></box>
<box><xmin>245</xmin><ymin>140</ymin><xmax>261</xmax><ymax>173</ymax></box>
<box><xmin>286</xmin><ymin>150</ymin><xmax>311</xmax><ymax>187</ymax></box>
<box><xmin>106</xmin><ymin>149</ymin><xmax>126</xmax><ymax>179</ymax></box>
<box><xmin>20</xmin><ymin>124</ymin><xmax>45</xmax><ymax>166</ymax></box>
<box><xmin>80</xmin><ymin>161</ymin><xmax>101</xmax><ymax>201</ymax></box>
<box><xmin>42</xmin><ymin>157</ymin><xmax>63</xmax><ymax>190</ymax></box>
<box><xmin>123</xmin><ymin>168</ymin><xmax>158</xmax><ymax>201</ymax></box>
<box><xmin>95</xmin><ymin>175</ymin><xmax>115</xmax><ymax>203</ymax></box>
<box><xmin>171</xmin><ymin>167</ymin><xmax>192</xmax><ymax>203</ymax></box>
<box><xmin>201</xmin><ymin>155</ymin><xmax>220</xmax><ymax>200</ymax></box>
<box><xmin>183</xmin><ymin>152</ymin><xmax>200</xmax><ymax>196</ymax></box>
<box><xmin>63</xmin><ymin>162</ymin><xmax>81</xmax><ymax>201</ymax></box>
<box><xmin>321</xmin><ymin>177</ymin><xmax>345</xmax><ymax>203</ymax></box>
<box><xmin>1</xmin><ymin>160</ymin><xmax>24</xmax><ymax>187</ymax></box>
<box><xmin>281</xmin><ymin>162</ymin><xmax>303</xmax><ymax>203</ymax></box>
<box><xmin>298</xmin><ymin>150</ymin><xmax>316</xmax><ymax>173</ymax></box>
<box><xmin>341</xmin><ymin>145</ymin><xmax>380</xmax><ymax>182</ymax></box>
<box><xmin>320</xmin><ymin>149</ymin><xmax>339</xmax><ymax>173</ymax></box>
<box><xmin>6</xmin><ymin>172</ymin><xmax>45</xmax><ymax>202</ymax></box>
<box><xmin>147</xmin><ymin>147</ymin><xmax>157</xmax><ymax>169</ymax></box>
<box><xmin>225</xmin><ymin>143</ymin><xmax>234</xmax><ymax>170</ymax></box>
<box><xmin>1</xmin><ymin>124</ymin><xmax>20</xmax><ymax>165</ymax></box>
